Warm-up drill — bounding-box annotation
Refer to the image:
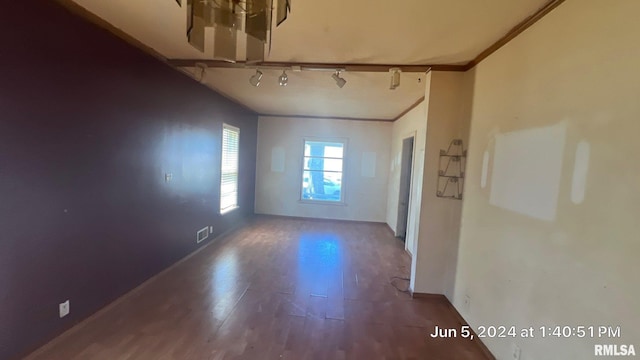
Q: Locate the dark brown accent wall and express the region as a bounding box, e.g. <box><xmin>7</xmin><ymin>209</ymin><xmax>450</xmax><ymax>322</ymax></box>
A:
<box><xmin>0</xmin><ymin>2</ymin><xmax>258</xmax><ymax>359</ymax></box>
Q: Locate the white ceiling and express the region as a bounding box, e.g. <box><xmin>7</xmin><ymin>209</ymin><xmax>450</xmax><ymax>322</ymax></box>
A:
<box><xmin>70</xmin><ymin>0</ymin><xmax>550</xmax><ymax>119</ymax></box>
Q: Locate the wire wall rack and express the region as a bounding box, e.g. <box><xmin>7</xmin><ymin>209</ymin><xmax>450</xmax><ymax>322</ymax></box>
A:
<box><xmin>437</xmin><ymin>139</ymin><xmax>466</xmax><ymax>200</ymax></box>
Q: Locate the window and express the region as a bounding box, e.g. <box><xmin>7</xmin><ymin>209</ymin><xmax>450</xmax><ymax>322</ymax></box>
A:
<box><xmin>301</xmin><ymin>140</ymin><xmax>345</xmax><ymax>203</ymax></box>
<box><xmin>220</xmin><ymin>124</ymin><xmax>239</xmax><ymax>214</ymax></box>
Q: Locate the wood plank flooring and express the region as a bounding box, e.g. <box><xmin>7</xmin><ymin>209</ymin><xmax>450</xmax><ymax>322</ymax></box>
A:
<box><xmin>25</xmin><ymin>216</ymin><xmax>490</xmax><ymax>360</ymax></box>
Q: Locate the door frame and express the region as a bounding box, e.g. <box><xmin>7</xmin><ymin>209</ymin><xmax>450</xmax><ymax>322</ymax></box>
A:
<box><xmin>396</xmin><ymin>134</ymin><xmax>416</xmax><ymax>240</ymax></box>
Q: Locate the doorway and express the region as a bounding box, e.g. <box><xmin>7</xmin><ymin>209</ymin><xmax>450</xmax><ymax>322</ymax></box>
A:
<box><xmin>396</xmin><ymin>136</ymin><xmax>414</xmax><ymax>240</ymax></box>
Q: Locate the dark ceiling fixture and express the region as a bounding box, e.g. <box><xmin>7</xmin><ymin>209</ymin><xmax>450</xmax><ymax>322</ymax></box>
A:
<box><xmin>278</xmin><ymin>70</ymin><xmax>288</xmax><ymax>86</ymax></box>
<box><xmin>175</xmin><ymin>0</ymin><xmax>292</xmax><ymax>63</ymax></box>
<box><xmin>389</xmin><ymin>68</ymin><xmax>401</xmax><ymax>90</ymax></box>
<box><xmin>249</xmin><ymin>69</ymin><xmax>263</xmax><ymax>86</ymax></box>
<box><xmin>332</xmin><ymin>71</ymin><xmax>347</xmax><ymax>88</ymax></box>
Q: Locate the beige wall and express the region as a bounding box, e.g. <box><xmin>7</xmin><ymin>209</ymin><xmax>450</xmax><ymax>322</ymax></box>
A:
<box><xmin>386</xmin><ymin>97</ymin><xmax>427</xmax><ymax>256</ymax></box>
<box><xmin>454</xmin><ymin>0</ymin><xmax>640</xmax><ymax>359</ymax></box>
<box><xmin>255</xmin><ymin>116</ymin><xmax>391</xmax><ymax>222</ymax></box>
<box><xmin>410</xmin><ymin>71</ymin><xmax>473</xmax><ymax>299</ymax></box>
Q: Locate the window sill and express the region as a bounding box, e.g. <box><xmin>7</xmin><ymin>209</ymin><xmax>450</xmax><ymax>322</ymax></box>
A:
<box><xmin>220</xmin><ymin>206</ymin><xmax>240</xmax><ymax>215</ymax></box>
<box><xmin>298</xmin><ymin>199</ymin><xmax>347</xmax><ymax>207</ymax></box>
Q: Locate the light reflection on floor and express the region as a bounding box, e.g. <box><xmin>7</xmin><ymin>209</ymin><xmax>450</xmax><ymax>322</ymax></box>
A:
<box><xmin>211</xmin><ymin>249</ymin><xmax>239</xmax><ymax>320</ymax></box>
<box><xmin>294</xmin><ymin>232</ymin><xmax>345</xmax><ymax>313</ymax></box>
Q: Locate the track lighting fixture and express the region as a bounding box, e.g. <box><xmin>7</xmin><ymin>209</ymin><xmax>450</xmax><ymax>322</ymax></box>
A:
<box><xmin>249</xmin><ymin>70</ymin><xmax>263</xmax><ymax>87</ymax></box>
<box><xmin>332</xmin><ymin>71</ymin><xmax>347</xmax><ymax>88</ymax></box>
<box><xmin>389</xmin><ymin>68</ymin><xmax>401</xmax><ymax>90</ymax></box>
<box><xmin>278</xmin><ymin>70</ymin><xmax>288</xmax><ymax>86</ymax></box>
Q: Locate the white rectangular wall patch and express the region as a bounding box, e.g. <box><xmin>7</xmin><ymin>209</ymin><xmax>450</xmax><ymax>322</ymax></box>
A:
<box><xmin>271</xmin><ymin>146</ymin><xmax>285</xmax><ymax>173</ymax></box>
<box><xmin>489</xmin><ymin>122</ymin><xmax>567</xmax><ymax>221</ymax></box>
<box><xmin>361</xmin><ymin>152</ymin><xmax>377</xmax><ymax>178</ymax></box>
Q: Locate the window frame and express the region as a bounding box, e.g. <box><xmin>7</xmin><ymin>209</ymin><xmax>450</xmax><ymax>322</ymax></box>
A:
<box><xmin>299</xmin><ymin>137</ymin><xmax>347</xmax><ymax>206</ymax></box>
<box><xmin>220</xmin><ymin>123</ymin><xmax>240</xmax><ymax>215</ymax></box>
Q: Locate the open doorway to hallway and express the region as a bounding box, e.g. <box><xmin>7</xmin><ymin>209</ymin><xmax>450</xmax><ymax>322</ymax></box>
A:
<box><xmin>396</xmin><ymin>136</ymin><xmax>415</xmax><ymax>241</ymax></box>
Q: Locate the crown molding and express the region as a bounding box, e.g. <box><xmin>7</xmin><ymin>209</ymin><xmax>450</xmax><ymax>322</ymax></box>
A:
<box><xmin>392</xmin><ymin>0</ymin><xmax>565</xmax><ymax>120</ymax></box>
<box><xmin>464</xmin><ymin>0</ymin><xmax>565</xmax><ymax>71</ymax></box>
<box><xmin>168</xmin><ymin>0</ymin><xmax>566</xmax><ymax>74</ymax></box>
<box><xmin>57</xmin><ymin>0</ymin><xmax>565</xmax><ymax>75</ymax></box>
<box><xmin>167</xmin><ymin>60</ymin><xmax>466</xmax><ymax>73</ymax></box>
<box><xmin>55</xmin><ymin>0</ymin><xmax>167</xmax><ymax>63</ymax></box>
<box><xmin>258</xmin><ymin>114</ymin><xmax>394</xmax><ymax>122</ymax></box>
<box><xmin>54</xmin><ymin>0</ymin><xmax>258</xmax><ymax>115</ymax></box>
<box><xmin>393</xmin><ymin>96</ymin><xmax>425</xmax><ymax>122</ymax></box>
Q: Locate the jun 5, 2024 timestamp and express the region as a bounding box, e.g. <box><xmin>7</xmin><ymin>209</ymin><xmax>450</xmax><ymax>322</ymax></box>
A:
<box><xmin>429</xmin><ymin>325</ymin><xmax>622</xmax><ymax>340</ymax></box>
<box><xmin>538</xmin><ymin>325</ymin><xmax>621</xmax><ymax>338</ymax></box>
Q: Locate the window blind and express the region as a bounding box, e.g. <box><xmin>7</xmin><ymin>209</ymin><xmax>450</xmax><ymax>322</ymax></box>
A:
<box><xmin>220</xmin><ymin>124</ymin><xmax>240</xmax><ymax>213</ymax></box>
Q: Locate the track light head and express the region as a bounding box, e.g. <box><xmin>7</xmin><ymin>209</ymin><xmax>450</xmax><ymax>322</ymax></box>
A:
<box><xmin>249</xmin><ymin>70</ymin><xmax>263</xmax><ymax>87</ymax></box>
<box><xmin>332</xmin><ymin>71</ymin><xmax>347</xmax><ymax>88</ymax></box>
<box><xmin>278</xmin><ymin>70</ymin><xmax>288</xmax><ymax>86</ymax></box>
<box><xmin>389</xmin><ymin>68</ymin><xmax>401</xmax><ymax>90</ymax></box>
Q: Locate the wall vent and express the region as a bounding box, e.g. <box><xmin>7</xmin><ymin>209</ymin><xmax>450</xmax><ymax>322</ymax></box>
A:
<box><xmin>196</xmin><ymin>227</ymin><xmax>209</xmax><ymax>243</ymax></box>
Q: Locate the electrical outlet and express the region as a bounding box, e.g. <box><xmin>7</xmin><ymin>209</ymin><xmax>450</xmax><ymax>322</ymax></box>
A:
<box><xmin>209</xmin><ymin>226</ymin><xmax>213</xmax><ymax>233</ymax></box>
<box><xmin>59</xmin><ymin>300</ymin><xmax>70</xmax><ymax>318</ymax></box>
<box><xmin>512</xmin><ymin>344</ymin><xmax>521</xmax><ymax>360</ymax></box>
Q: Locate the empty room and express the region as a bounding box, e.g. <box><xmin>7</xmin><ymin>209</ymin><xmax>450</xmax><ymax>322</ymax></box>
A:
<box><xmin>1</xmin><ymin>0</ymin><xmax>638</xmax><ymax>359</ymax></box>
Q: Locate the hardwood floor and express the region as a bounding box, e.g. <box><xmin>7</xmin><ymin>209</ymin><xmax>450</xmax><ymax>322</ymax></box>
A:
<box><xmin>26</xmin><ymin>216</ymin><xmax>490</xmax><ymax>360</ymax></box>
